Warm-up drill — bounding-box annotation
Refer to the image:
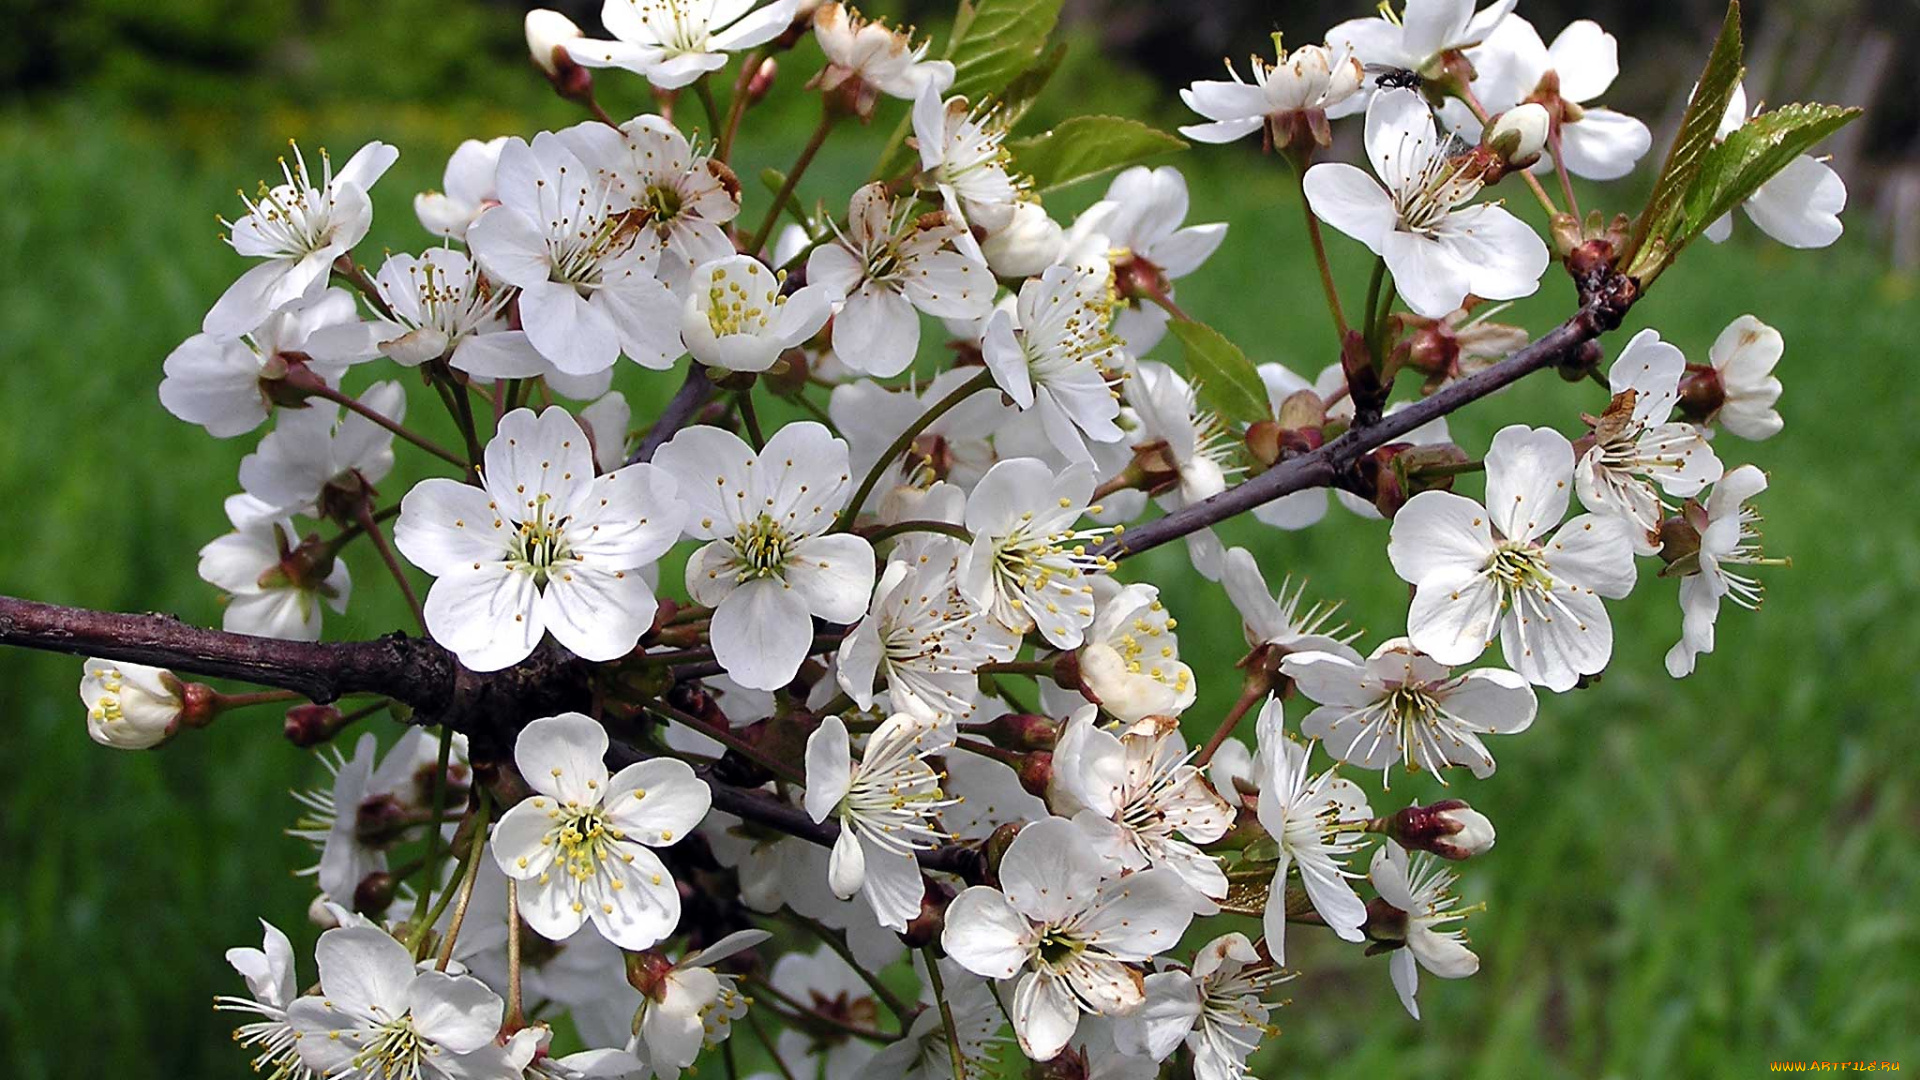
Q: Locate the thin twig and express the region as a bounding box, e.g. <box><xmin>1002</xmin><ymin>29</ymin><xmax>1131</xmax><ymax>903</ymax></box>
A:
<box><xmin>923</xmin><ymin>945</ymin><xmax>971</xmax><ymax>1080</ymax></box>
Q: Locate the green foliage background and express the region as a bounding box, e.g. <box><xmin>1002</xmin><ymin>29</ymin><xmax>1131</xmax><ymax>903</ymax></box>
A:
<box><xmin>0</xmin><ymin>2</ymin><xmax>1915</xmax><ymax>1076</ymax></box>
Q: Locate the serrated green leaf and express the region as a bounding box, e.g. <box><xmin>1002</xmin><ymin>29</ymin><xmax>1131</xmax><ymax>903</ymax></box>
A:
<box><xmin>947</xmin><ymin>0</ymin><xmax>1066</xmax><ymax>103</ymax></box>
<box><xmin>1009</xmin><ymin>115</ymin><xmax>1187</xmax><ymax>193</ymax></box>
<box><xmin>1626</xmin><ymin>0</ymin><xmax>1744</xmax><ymax>281</ymax></box>
<box><xmin>1678</xmin><ymin>102</ymin><xmax>1861</xmax><ymax>240</ymax></box>
<box><xmin>1167</xmin><ymin>319</ymin><xmax>1271</xmax><ymax>427</ymax></box>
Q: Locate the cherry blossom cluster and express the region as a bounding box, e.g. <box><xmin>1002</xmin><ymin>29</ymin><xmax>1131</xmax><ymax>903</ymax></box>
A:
<box><xmin>36</xmin><ymin>1</ymin><xmax>1852</xmax><ymax>1078</ymax></box>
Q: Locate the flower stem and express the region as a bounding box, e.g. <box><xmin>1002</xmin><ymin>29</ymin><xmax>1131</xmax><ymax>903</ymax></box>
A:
<box><xmin>212</xmin><ymin>688</ymin><xmax>302</xmax><ymax>711</ymax></box>
<box><xmin>1548</xmin><ymin>125</ymin><xmax>1581</xmax><ymax>219</ymax></box>
<box><xmin>923</xmin><ymin>945</ymin><xmax>970</xmax><ymax>1080</ymax></box>
<box><xmin>772</xmin><ymin>908</ymin><xmax>914</xmax><ymax>1023</ymax></box>
<box><xmin>356</xmin><ymin>500</ymin><xmax>426</xmax><ymax>634</ymax></box>
<box><xmin>859</xmin><ymin>519</ymin><xmax>973</xmax><ymax>546</ymax></box>
<box><xmin>1195</xmin><ymin>678</ymin><xmax>1270</xmax><ymax>768</ymax></box>
<box><xmin>835</xmin><ymin>369</ymin><xmax>995</xmax><ymax>532</ymax></box>
<box><xmin>1292</xmin><ymin>166</ymin><xmax>1349</xmax><ymax>340</ymax></box>
<box><xmin>298</xmin><ymin>378</ymin><xmax>469</xmax><ymax>470</ymax></box>
<box><xmin>642</xmin><ymin>698</ymin><xmax>804</xmax><ymax>785</ymax></box>
<box><xmin>505</xmin><ymin>879</ymin><xmax>525</xmax><ymax>1028</ymax></box>
<box><xmin>737</xmin><ymin>390</ymin><xmax>766</xmax><ymax>451</ymax></box>
<box><xmin>435</xmin><ymin>789</ymin><xmax>493</xmax><ymax>971</ymax></box>
<box><xmin>750</xmin><ymin>108</ymin><xmax>838</xmax><ymax>255</ymax></box>
<box><xmin>406</xmin><ymin>727</ymin><xmax>456</xmax><ymax>955</ymax></box>
<box><xmin>1457</xmin><ymin>87</ymin><xmax>1560</xmax><ymax>219</ymax></box>
<box><xmin>718</xmin><ymin>49</ymin><xmax>763</xmax><ymax>163</ymax></box>
<box><xmin>694</xmin><ymin>75</ymin><xmax>726</xmax><ymax>142</ymax></box>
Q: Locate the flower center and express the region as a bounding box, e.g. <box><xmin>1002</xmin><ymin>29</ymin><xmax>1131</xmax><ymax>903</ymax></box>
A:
<box><xmin>703</xmin><ymin>274</ymin><xmax>782</xmax><ymax>337</ymax></box>
<box><xmin>1392</xmin><ymin>142</ymin><xmax>1485</xmax><ymax>234</ymax></box>
<box><xmin>553</xmin><ymin>804</ymin><xmax>620</xmax><ymax>887</ymax></box>
<box><xmin>508</xmin><ymin>496</ymin><xmax>574</xmax><ymax>585</ymax></box>
<box><xmin>1484</xmin><ymin>540</ymin><xmax>1553</xmax><ymax>594</ymax></box>
<box><xmin>734</xmin><ymin>513</ymin><xmax>794</xmax><ymax>579</ymax></box>
<box><xmin>224</xmin><ymin>144</ymin><xmax>335</xmax><ymax>257</ymax></box>
<box><xmin>1037</xmin><ymin>929</ymin><xmax>1086</xmax><ymax>968</ymax></box>
<box><xmin>351</xmin><ymin>1015</ymin><xmax>431</xmax><ymax>1080</ymax></box>
<box><xmin>641</xmin><ymin>182</ymin><xmax>684</xmax><ymax>222</ymax></box>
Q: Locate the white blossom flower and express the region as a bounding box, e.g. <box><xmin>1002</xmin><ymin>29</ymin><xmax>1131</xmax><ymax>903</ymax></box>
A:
<box><xmin>941</xmin><ymin>740</ymin><xmax>1049</xmax><ymax>841</ymax></box>
<box><xmin>217</xmin><ymin>920</ymin><xmax>314</xmax><ymax>1080</ymax></box>
<box><xmin>1128</xmin><ymin>361</ymin><xmax>1240</xmax><ymax>578</ymax></box>
<box><xmin>81</xmin><ymin>658</ymin><xmax>183</xmax><ymax>750</ymax></box>
<box><xmin>161</xmin><ymin>288</ymin><xmax>377</xmax><ymax>438</ymax></box>
<box><xmin>396</xmin><ymin>407</ymin><xmax>685</xmax><ymax>671</ymax></box>
<box><xmin>505</xmin><ymin>1024</ymin><xmax>646</xmax><ymax>1080</ymax></box>
<box><xmin>1705</xmin><ymin>83</ymin><xmax>1847</xmax><ymax>249</ymax></box>
<box><xmin>491</xmin><ymin>712</ymin><xmax>712</xmax><ymax>950</ymax></box>
<box><xmin>658</xmin><ymin>421</ymin><xmax>873</xmax><ymax>690</ymax></box>
<box><xmin>1179</xmin><ymin>40</ymin><xmax>1365</xmax><ymax>144</ymax></box>
<box><xmin>1304</xmin><ymin>88</ymin><xmax>1550</xmax><ymax>319</ymax></box>
<box><xmin>1068</xmin><ymin>167</ymin><xmax>1226</xmax><ymax>354</ymax></box>
<box><xmin>1053</xmin><ymin>710</ymin><xmax>1233</xmax><ymax>906</ymax></box>
<box><xmin>836</xmin><ymin>550</ymin><xmax>1019</xmax><ymax>723</ymax></box>
<box><xmin>205</xmin><ymin>141</ymin><xmax>399</xmax><ymax>336</ymax></box>
<box><xmin>361</xmin><ymin>248</ymin><xmax>547</xmax><ymax>378</ymax></box>
<box><xmin>1665</xmin><ymin>464</ymin><xmax>1774</xmax><ymax>677</ymax></box>
<box><xmin>287</xmin><ymin>925</ymin><xmax>514</xmax><ymax>1080</ymax></box>
<box><xmin>1575</xmin><ymin>328</ymin><xmax>1722</xmax><ymax>553</ymax></box>
<box><xmin>912</xmin><ymin>86</ymin><xmax>1021</xmax><ymax>257</ymax></box>
<box><xmin>291</xmin><ymin>730</ymin><xmax>470</xmax><ymax>902</ymax></box>
<box><xmin>467</xmin><ymin>133</ymin><xmax>684</xmax><ymax>377</ymax></box>
<box><xmin>807</xmin><ymin>183</ymin><xmax>994</xmax><ymax>377</ymax></box>
<box><xmin>240</xmin><ymin>381</ymin><xmax>405</xmax><ymax>516</ymax></box>
<box><xmin>1073</xmin><ymin>579</ymin><xmax>1198</xmax><ymax>723</ymax></box>
<box><xmin>1701</xmin><ymin>314</ymin><xmax>1784</xmax><ymax>440</ymax></box>
<box><xmin>558</xmin><ymin>116</ymin><xmax>743</xmax><ymax>291</ymax></box>
<box><xmin>566</xmin><ymin>0</ymin><xmax>800</xmax><ymax>90</ymax></box>
<box><xmin>942</xmin><ymin>817</ymin><xmax>1196</xmax><ymax>1061</ymax></box>
<box><xmin>866</xmin><ymin>958</ymin><xmax>1004</xmax><ymax>1080</ymax></box>
<box><xmin>1388</xmin><ymin>425</ymin><xmax>1638</xmax><ymax>691</ymax></box>
<box><xmin>958</xmin><ymin>457</ymin><xmax>1115</xmax><ymax>649</ymax></box>
<box><xmin>1369</xmin><ymin>841</ymin><xmax>1480</xmax><ymax>1019</ymax></box>
<box><xmin>1253</xmin><ymin>703</ymin><xmax>1372</xmax><ymax>963</ymax></box>
<box><xmin>416</xmin><ymin>137</ymin><xmax>507</xmax><ymax>240</ymax></box>
<box><xmin>1113</xmin><ymin>932</ymin><xmax>1292</xmax><ymax>1080</ymax></box>
<box><xmin>980</xmin><ymin>200</ymin><xmax>1065</xmax><ymax>278</ymax></box>
<box><xmin>525</xmin><ymin>10</ymin><xmax>586</xmax><ymax>77</ymax></box>
<box><xmin>680</xmin><ymin>254</ymin><xmax>833</xmax><ymax>373</ymax></box>
<box><xmin>804</xmin><ymin>712</ymin><xmax>951</xmax><ymax>930</ymax></box>
<box><xmin>199</xmin><ymin>494</ymin><xmax>352</xmax><ymax>641</ymax></box>
<box><xmin>1220</xmin><ymin>547</ymin><xmax>1358</xmax><ymax>660</ymax></box>
<box><xmin>768</xmin><ymin>945</ymin><xmax>881</xmax><ymax>1080</ymax></box>
<box><xmin>1282</xmin><ymin>637</ymin><xmax>1536</xmax><ymax>783</ymax></box>
<box><xmin>1446</xmin><ymin>16</ymin><xmax>1651</xmax><ymax>180</ymax></box>
<box><xmin>811</xmin><ymin>4</ymin><xmax>954</xmax><ymax>108</ymax></box>
<box><xmin>626</xmin><ymin>930</ymin><xmax>770</xmax><ymax>1080</ymax></box>
<box><xmin>1052</xmin><ymin>1017</ymin><xmax>1158</xmax><ymax>1080</ymax></box>
<box><xmin>1327</xmin><ymin>0</ymin><xmax>1516</xmax><ymax>116</ymax></box>
<box><xmin>981</xmin><ymin>264</ymin><xmax>1125</xmax><ymax>464</ymax></box>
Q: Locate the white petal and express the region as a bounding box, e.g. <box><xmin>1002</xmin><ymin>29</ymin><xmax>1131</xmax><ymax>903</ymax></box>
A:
<box><xmin>1484</xmin><ymin>425</ymin><xmax>1573</xmax><ymax>542</ymax></box>
<box><xmin>709</xmin><ymin>576</ymin><xmax>816</xmax><ymax>691</ymax></box>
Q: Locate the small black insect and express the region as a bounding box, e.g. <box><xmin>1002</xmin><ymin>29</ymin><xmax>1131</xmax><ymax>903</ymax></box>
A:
<box><xmin>1366</xmin><ymin>64</ymin><xmax>1425</xmax><ymax>91</ymax></box>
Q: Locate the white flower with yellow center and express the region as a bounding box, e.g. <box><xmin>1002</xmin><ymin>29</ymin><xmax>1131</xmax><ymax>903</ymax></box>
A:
<box><xmin>559</xmin><ymin>116</ymin><xmax>742</xmax><ymax>291</ymax></box>
<box><xmin>958</xmin><ymin>457</ymin><xmax>1115</xmax><ymax>650</ymax></box>
<box><xmin>679</xmin><ymin>254</ymin><xmax>833</xmax><ymax>374</ymax></box>
<box><xmin>1253</xmin><ymin>703</ymin><xmax>1373</xmax><ymax>964</ymax></box>
<box><xmin>80</xmin><ymin>658</ymin><xmax>184</xmax><ymax>750</ymax></box>
<box><xmin>942</xmin><ymin>817</ymin><xmax>1196</xmax><ymax>1061</ymax></box>
<box><xmin>1180</xmin><ymin>39</ymin><xmax>1366</xmax><ymax>144</ymax></box>
<box><xmin>1074</xmin><ymin>580</ymin><xmax>1197</xmax><ymax>723</ymax></box>
<box><xmin>1115</xmin><ymin>932</ymin><xmax>1294</xmax><ymax>1080</ymax></box>
<box><xmin>1067</xmin><ymin>166</ymin><xmax>1227</xmax><ymax>355</ymax></box>
<box><xmin>1700</xmin><ymin>314</ymin><xmax>1785</xmax><ymax>440</ymax></box>
<box><xmin>1326</xmin><ymin>0</ymin><xmax>1516</xmax><ymax>116</ymax></box>
<box><xmin>658</xmin><ymin>421</ymin><xmax>875</xmax><ymax>691</ymax></box>
<box><xmin>566</xmin><ymin>0</ymin><xmax>800</xmax><ymax>90</ymax></box>
<box><xmin>836</xmin><ymin>550</ymin><xmax>1019</xmax><ymax>723</ymax></box>
<box><xmin>981</xmin><ymin>263</ymin><xmax>1126</xmax><ymax>465</ymax></box>
<box><xmin>1053</xmin><ymin>710</ymin><xmax>1234</xmax><ymax>908</ymax></box>
<box><xmin>626</xmin><ymin>930</ymin><xmax>771</xmax><ymax>1080</ymax></box>
<box><xmin>205</xmin><ymin>140</ymin><xmax>399</xmax><ymax>336</ymax></box>
<box><xmin>361</xmin><ymin>248</ymin><xmax>546</xmax><ymax>378</ymax></box>
<box><xmin>805</xmin><ymin>712</ymin><xmax>954</xmax><ymax>930</ymax></box>
<box><xmin>286</xmin><ymin>925</ymin><xmax>514</xmax><ymax>1080</ymax></box>
<box><xmin>491</xmin><ymin>712</ymin><xmax>712</xmax><ymax>951</ymax></box>
<box><xmin>1282</xmin><ymin>637</ymin><xmax>1536</xmax><ymax>784</ymax></box>
<box><xmin>1389</xmin><ymin>424</ymin><xmax>1638</xmax><ymax>691</ymax></box>
<box><xmin>1369</xmin><ymin>841</ymin><xmax>1481</xmax><ymax>1020</ymax></box>
<box><xmin>467</xmin><ymin>133</ymin><xmax>685</xmax><ymax>377</ymax></box>
<box><xmin>395</xmin><ymin>407</ymin><xmax>686</xmax><ymax>673</ymax></box>
<box><xmin>161</xmin><ymin>288</ymin><xmax>377</xmax><ymax>439</ymax></box>
<box><xmin>911</xmin><ymin>85</ymin><xmax>1021</xmax><ymax>259</ymax></box>
<box><xmin>216</xmin><ymin>920</ymin><xmax>314</xmax><ymax>1080</ymax></box>
<box><xmin>1575</xmin><ymin>328</ymin><xmax>1722</xmax><ymax>553</ymax></box>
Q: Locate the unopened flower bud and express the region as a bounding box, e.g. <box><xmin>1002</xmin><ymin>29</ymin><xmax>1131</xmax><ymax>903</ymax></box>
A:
<box><xmin>747</xmin><ymin>57</ymin><xmax>779</xmax><ymax>105</ymax></box>
<box><xmin>625</xmin><ymin>949</ymin><xmax>677</xmax><ymax>1000</ymax></box>
<box><xmin>1655</xmin><ymin>505</ymin><xmax>1705</xmax><ymax>573</ymax></box>
<box><xmin>971</xmin><ymin>712</ymin><xmax>1058</xmax><ymax>751</ymax></box>
<box><xmin>1676</xmin><ymin>364</ymin><xmax>1726</xmax><ymax>424</ymax></box>
<box><xmin>1385</xmin><ymin>799</ymin><xmax>1495</xmax><ymax>860</ymax></box>
<box><xmin>308</xmin><ymin>894</ymin><xmax>345</xmax><ymax>929</ymax></box>
<box><xmin>525</xmin><ymin>10</ymin><xmax>583</xmax><ymax>76</ymax></box>
<box><xmin>1484</xmin><ymin>103</ymin><xmax>1550</xmax><ymax>169</ymax></box>
<box><xmin>1276</xmin><ymin>388</ymin><xmax>1326</xmax><ymax>432</ymax></box>
<box><xmin>353</xmin><ymin>870</ymin><xmax>398</xmax><ymax>914</ymax></box>
<box><xmin>1016</xmin><ymin>750</ymin><xmax>1053</xmax><ymax>800</ymax></box>
<box><xmin>899</xmin><ymin>878</ymin><xmax>954</xmax><ymax>948</ymax></box>
<box><xmin>983</xmin><ymin>821</ymin><xmax>1025</xmax><ymax>887</ymax></box>
<box><xmin>81</xmin><ymin>658</ymin><xmax>186</xmax><ymax>750</ymax></box>
<box><xmin>979</xmin><ymin>201</ymin><xmax>1063</xmax><ymax>278</ymax></box>
<box><xmin>1363</xmin><ymin>895</ymin><xmax>1410</xmax><ymax>946</ymax></box>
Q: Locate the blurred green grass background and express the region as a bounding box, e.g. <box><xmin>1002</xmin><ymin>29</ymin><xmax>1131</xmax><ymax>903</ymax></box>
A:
<box><xmin>2</xmin><ymin>2</ymin><xmax>1917</xmax><ymax>1077</ymax></box>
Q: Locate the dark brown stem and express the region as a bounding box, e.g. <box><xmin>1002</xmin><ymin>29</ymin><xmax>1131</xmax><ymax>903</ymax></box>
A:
<box><xmin>630</xmin><ymin>365</ymin><xmax>714</xmax><ymax>465</ymax></box>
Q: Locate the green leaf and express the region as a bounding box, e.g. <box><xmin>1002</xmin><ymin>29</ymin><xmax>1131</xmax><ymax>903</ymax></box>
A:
<box><xmin>1625</xmin><ymin>0</ymin><xmax>1744</xmax><ymax>281</ymax></box>
<box><xmin>994</xmin><ymin>41</ymin><xmax>1067</xmax><ymax>127</ymax></box>
<box><xmin>947</xmin><ymin>0</ymin><xmax>1066</xmax><ymax>103</ymax></box>
<box><xmin>1009</xmin><ymin>115</ymin><xmax>1187</xmax><ymax>193</ymax></box>
<box><xmin>1678</xmin><ymin>102</ymin><xmax>1862</xmax><ymax>240</ymax></box>
<box><xmin>1168</xmin><ymin>319</ymin><xmax>1271</xmax><ymax>427</ymax></box>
